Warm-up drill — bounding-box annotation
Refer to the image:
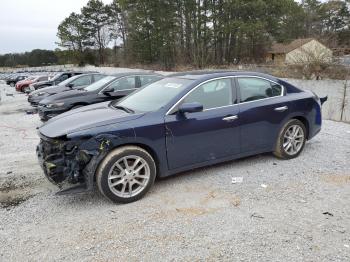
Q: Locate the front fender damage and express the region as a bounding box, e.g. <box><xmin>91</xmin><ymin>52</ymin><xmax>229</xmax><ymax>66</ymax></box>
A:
<box><xmin>37</xmin><ymin>133</ymin><xmax>130</xmax><ymax>195</ymax></box>
<box><xmin>80</xmin><ymin>134</ymin><xmax>122</xmax><ymax>192</ymax></box>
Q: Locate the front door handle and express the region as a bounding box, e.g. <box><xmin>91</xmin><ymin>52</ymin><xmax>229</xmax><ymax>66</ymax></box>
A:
<box><xmin>274</xmin><ymin>106</ymin><xmax>288</xmax><ymax>112</ymax></box>
<box><xmin>223</xmin><ymin>115</ymin><xmax>238</xmax><ymax>122</ymax></box>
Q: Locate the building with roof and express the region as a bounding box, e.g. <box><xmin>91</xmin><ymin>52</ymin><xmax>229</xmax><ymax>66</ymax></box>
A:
<box><xmin>266</xmin><ymin>38</ymin><xmax>333</xmax><ymax>65</ymax></box>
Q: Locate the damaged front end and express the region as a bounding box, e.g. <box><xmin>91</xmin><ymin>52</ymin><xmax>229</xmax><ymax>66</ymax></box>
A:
<box><xmin>36</xmin><ymin>133</ymin><xmax>117</xmax><ymax>194</ymax></box>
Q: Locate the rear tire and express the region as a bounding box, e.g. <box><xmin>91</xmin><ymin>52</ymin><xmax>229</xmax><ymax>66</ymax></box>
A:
<box><xmin>273</xmin><ymin>119</ymin><xmax>306</xmax><ymax>159</ymax></box>
<box><xmin>96</xmin><ymin>146</ymin><xmax>156</xmax><ymax>204</ymax></box>
<box><xmin>9</xmin><ymin>82</ymin><xmax>15</xmax><ymax>87</ymax></box>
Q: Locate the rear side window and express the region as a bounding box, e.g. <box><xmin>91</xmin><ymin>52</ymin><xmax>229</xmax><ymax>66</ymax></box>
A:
<box><xmin>57</xmin><ymin>74</ymin><xmax>69</xmax><ymax>82</ymax></box>
<box><xmin>93</xmin><ymin>74</ymin><xmax>105</xmax><ymax>82</ymax></box>
<box><xmin>183</xmin><ymin>78</ymin><xmax>233</xmax><ymax>110</ymax></box>
<box><xmin>70</xmin><ymin>75</ymin><xmax>91</xmax><ymax>87</ymax></box>
<box><xmin>39</xmin><ymin>76</ymin><xmax>48</xmax><ymax>81</ymax></box>
<box><xmin>109</xmin><ymin>76</ymin><xmax>136</xmax><ymax>91</ymax></box>
<box><xmin>139</xmin><ymin>75</ymin><xmax>162</xmax><ymax>86</ymax></box>
<box><xmin>237</xmin><ymin>77</ymin><xmax>282</xmax><ymax>103</ymax></box>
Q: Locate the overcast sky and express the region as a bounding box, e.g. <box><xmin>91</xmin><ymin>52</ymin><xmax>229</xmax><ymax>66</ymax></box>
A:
<box><xmin>0</xmin><ymin>0</ymin><xmax>326</xmax><ymax>54</ymax></box>
<box><xmin>0</xmin><ymin>0</ymin><xmax>112</xmax><ymax>54</ymax></box>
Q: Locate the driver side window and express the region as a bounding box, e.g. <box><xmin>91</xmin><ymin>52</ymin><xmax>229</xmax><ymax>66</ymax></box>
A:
<box><xmin>182</xmin><ymin>78</ymin><xmax>233</xmax><ymax>110</ymax></box>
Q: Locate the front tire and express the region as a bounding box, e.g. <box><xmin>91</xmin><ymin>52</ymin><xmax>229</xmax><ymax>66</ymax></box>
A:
<box><xmin>9</xmin><ymin>82</ymin><xmax>15</xmax><ymax>87</ymax></box>
<box><xmin>273</xmin><ymin>119</ymin><xmax>306</xmax><ymax>159</ymax></box>
<box><xmin>96</xmin><ymin>146</ymin><xmax>156</xmax><ymax>203</ymax></box>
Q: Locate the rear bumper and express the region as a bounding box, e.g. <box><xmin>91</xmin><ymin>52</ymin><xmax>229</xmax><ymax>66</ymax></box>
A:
<box><xmin>308</xmin><ymin>99</ymin><xmax>322</xmax><ymax>140</ymax></box>
<box><xmin>309</xmin><ymin>124</ymin><xmax>321</xmax><ymax>139</ymax></box>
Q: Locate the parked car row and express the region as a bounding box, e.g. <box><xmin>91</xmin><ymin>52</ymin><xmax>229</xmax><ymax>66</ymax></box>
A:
<box><xmin>1</xmin><ymin>71</ymin><xmax>57</xmax><ymax>87</ymax></box>
<box><xmin>28</xmin><ymin>72</ymin><xmax>163</xmax><ymax>121</ymax></box>
<box><xmin>29</xmin><ymin>71</ymin><xmax>97</xmax><ymax>91</ymax></box>
<box><xmin>28</xmin><ymin>73</ymin><xmax>106</xmax><ymax>106</ymax></box>
<box><xmin>1</xmin><ymin>70</ymin><xmax>99</xmax><ymax>93</ymax></box>
<box><xmin>31</xmin><ymin>70</ymin><xmax>327</xmax><ymax>204</ymax></box>
<box><xmin>16</xmin><ymin>75</ymin><xmax>50</xmax><ymax>92</ymax></box>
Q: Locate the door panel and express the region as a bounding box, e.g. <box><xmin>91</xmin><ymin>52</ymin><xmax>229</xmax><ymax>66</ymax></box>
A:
<box><xmin>165</xmin><ymin>106</ymin><xmax>240</xmax><ymax>169</ymax></box>
<box><xmin>236</xmin><ymin>77</ymin><xmax>289</xmax><ymax>152</ymax></box>
<box><xmin>239</xmin><ymin>98</ymin><xmax>291</xmax><ymax>152</ymax></box>
<box><xmin>164</xmin><ymin>78</ymin><xmax>239</xmax><ymax>170</ymax></box>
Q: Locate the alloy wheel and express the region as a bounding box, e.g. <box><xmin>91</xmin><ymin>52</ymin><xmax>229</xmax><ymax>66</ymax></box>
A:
<box><xmin>107</xmin><ymin>155</ymin><xmax>150</xmax><ymax>198</ymax></box>
<box><xmin>283</xmin><ymin>125</ymin><xmax>305</xmax><ymax>155</ymax></box>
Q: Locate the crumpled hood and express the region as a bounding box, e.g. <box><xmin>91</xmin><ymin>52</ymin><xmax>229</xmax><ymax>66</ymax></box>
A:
<box><xmin>39</xmin><ymin>89</ymin><xmax>90</xmax><ymax>104</ymax></box>
<box><xmin>39</xmin><ymin>102</ymin><xmax>144</xmax><ymax>138</ymax></box>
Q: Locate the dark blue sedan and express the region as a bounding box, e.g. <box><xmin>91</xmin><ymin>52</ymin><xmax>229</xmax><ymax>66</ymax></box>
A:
<box><xmin>37</xmin><ymin>71</ymin><xmax>325</xmax><ymax>203</ymax></box>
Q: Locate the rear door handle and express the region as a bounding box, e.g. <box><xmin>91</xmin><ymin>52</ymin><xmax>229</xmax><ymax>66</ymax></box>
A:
<box><xmin>274</xmin><ymin>106</ymin><xmax>288</xmax><ymax>112</ymax></box>
<box><xmin>223</xmin><ymin>115</ymin><xmax>238</xmax><ymax>122</ymax></box>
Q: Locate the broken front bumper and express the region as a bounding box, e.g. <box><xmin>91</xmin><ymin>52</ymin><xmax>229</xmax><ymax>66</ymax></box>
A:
<box><xmin>36</xmin><ymin>135</ymin><xmax>94</xmax><ymax>193</ymax></box>
<box><xmin>36</xmin><ymin>141</ymin><xmax>67</xmax><ymax>185</ymax></box>
<box><xmin>36</xmin><ymin>133</ymin><xmax>115</xmax><ymax>194</ymax></box>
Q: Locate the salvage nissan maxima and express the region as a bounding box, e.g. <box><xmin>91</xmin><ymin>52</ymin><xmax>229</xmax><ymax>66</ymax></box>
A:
<box><xmin>37</xmin><ymin>71</ymin><xmax>326</xmax><ymax>203</ymax></box>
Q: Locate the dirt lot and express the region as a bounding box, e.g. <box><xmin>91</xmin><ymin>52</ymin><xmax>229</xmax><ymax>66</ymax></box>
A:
<box><xmin>0</xmin><ymin>81</ymin><xmax>350</xmax><ymax>261</ymax></box>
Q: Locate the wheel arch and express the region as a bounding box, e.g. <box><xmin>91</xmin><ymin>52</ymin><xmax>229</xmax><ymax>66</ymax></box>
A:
<box><xmin>112</xmin><ymin>143</ymin><xmax>160</xmax><ymax>176</ymax></box>
<box><xmin>291</xmin><ymin>116</ymin><xmax>310</xmax><ymax>139</ymax></box>
<box><xmin>92</xmin><ymin>142</ymin><xmax>161</xmax><ymax>182</ymax></box>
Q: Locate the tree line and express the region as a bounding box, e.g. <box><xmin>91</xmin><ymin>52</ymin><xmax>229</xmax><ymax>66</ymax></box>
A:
<box><xmin>1</xmin><ymin>0</ymin><xmax>349</xmax><ymax>69</ymax></box>
<box><xmin>0</xmin><ymin>49</ymin><xmax>58</xmax><ymax>67</ymax></box>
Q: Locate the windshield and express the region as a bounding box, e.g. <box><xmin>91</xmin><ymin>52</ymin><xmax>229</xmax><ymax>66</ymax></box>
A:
<box><xmin>116</xmin><ymin>78</ymin><xmax>192</xmax><ymax>112</ymax></box>
<box><xmin>50</xmin><ymin>73</ymin><xmax>62</xmax><ymax>81</ymax></box>
<box><xmin>24</xmin><ymin>77</ymin><xmax>35</xmax><ymax>81</ymax></box>
<box><xmin>84</xmin><ymin>76</ymin><xmax>116</xmax><ymax>91</ymax></box>
<box><xmin>57</xmin><ymin>75</ymin><xmax>79</xmax><ymax>86</ymax></box>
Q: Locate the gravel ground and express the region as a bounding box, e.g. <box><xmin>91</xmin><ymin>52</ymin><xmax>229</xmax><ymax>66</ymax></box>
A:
<box><xmin>0</xmin><ymin>81</ymin><xmax>350</xmax><ymax>261</ymax></box>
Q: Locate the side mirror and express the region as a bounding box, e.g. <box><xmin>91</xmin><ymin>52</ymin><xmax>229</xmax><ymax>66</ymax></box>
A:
<box><xmin>67</xmin><ymin>83</ymin><xmax>74</xmax><ymax>88</ymax></box>
<box><xmin>102</xmin><ymin>87</ymin><xmax>114</xmax><ymax>95</ymax></box>
<box><xmin>178</xmin><ymin>102</ymin><xmax>203</xmax><ymax>114</ymax></box>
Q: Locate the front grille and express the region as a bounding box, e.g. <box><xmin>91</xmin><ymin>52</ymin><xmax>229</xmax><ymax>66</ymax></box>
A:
<box><xmin>38</xmin><ymin>137</ymin><xmax>67</xmax><ymax>184</ymax></box>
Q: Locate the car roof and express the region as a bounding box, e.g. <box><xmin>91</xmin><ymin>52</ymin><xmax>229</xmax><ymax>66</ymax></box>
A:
<box><xmin>168</xmin><ymin>70</ymin><xmax>278</xmax><ymax>82</ymax></box>
<box><xmin>55</xmin><ymin>71</ymin><xmax>98</xmax><ymax>75</ymax></box>
<box><xmin>111</xmin><ymin>71</ymin><xmax>162</xmax><ymax>78</ymax></box>
<box><xmin>72</xmin><ymin>72</ymin><xmax>104</xmax><ymax>77</ymax></box>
